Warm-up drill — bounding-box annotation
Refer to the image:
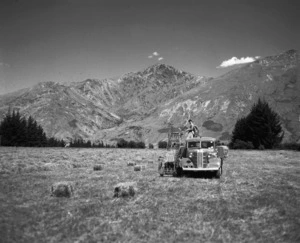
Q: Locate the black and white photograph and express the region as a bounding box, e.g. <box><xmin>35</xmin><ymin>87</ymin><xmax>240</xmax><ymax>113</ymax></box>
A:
<box><xmin>0</xmin><ymin>0</ymin><xmax>299</xmax><ymax>242</ymax></box>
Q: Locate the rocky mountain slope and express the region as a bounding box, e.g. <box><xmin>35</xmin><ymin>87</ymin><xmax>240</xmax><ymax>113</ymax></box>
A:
<box><xmin>0</xmin><ymin>63</ymin><xmax>207</xmax><ymax>143</ymax></box>
<box><xmin>153</xmin><ymin>49</ymin><xmax>299</xmax><ymax>143</ymax></box>
<box><xmin>0</xmin><ymin>50</ymin><xmax>299</xmax><ymax>144</ymax></box>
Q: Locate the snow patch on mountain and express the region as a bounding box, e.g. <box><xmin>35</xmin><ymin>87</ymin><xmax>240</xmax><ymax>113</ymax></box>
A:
<box><xmin>159</xmin><ymin>99</ymin><xmax>198</xmax><ymax>120</ymax></box>
<box><xmin>203</xmin><ymin>100</ymin><xmax>211</xmax><ymax>108</ymax></box>
<box><xmin>109</xmin><ymin>112</ymin><xmax>121</xmax><ymax>119</ymax></box>
<box><xmin>220</xmin><ymin>100</ymin><xmax>230</xmax><ymax>113</ymax></box>
<box><xmin>266</xmin><ymin>74</ymin><xmax>273</xmax><ymax>81</ymax></box>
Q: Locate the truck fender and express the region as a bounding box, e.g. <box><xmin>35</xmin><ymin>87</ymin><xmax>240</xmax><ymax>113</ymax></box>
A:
<box><xmin>179</xmin><ymin>158</ymin><xmax>192</xmax><ymax>167</ymax></box>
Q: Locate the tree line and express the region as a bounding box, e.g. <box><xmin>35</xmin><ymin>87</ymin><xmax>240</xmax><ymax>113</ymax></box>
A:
<box><xmin>116</xmin><ymin>138</ymin><xmax>146</xmax><ymax>149</ymax></box>
<box><xmin>0</xmin><ymin>111</ymin><xmax>147</xmax><ymax>149</ymax></box>
<box><xmin>2</xmin><ymin>99</ymin><xmax>296</xmax><ymax>150</ymax></box>
<box><xmin>0</xmin><ymin>110</ymin><xmax>65</xmax><ymax>147</ymax></box>
<box><xmin>69</xmin><ymin>139</ymin><xmax>114</xmax><ymax>148</ymax></box>
<box><xmin>69</xmin><ymin>138</ymin><xmax>148</xmax><ymax>149</ymax></box>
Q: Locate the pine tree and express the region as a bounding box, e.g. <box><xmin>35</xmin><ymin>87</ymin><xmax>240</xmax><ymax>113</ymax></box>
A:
<box><xmin>230</xmin><ymin>98</ymin><xmax>283</xmax><ymax>149</ymax></box>
<box><xmin>0</xmin><ymin>111</ymin><xmax>12</xmax><ymax>145</ymax></box>
<box><xmin>246</xmin><ymin>99</ymin><xmax>283</xmax><ymax>149</ymax></box>
<box><xmin>0</xmin><ymin>110</ymin><xmax>65</xmax><ymax>147</ymax></box>
<box><xmin>230</xmin><ymin>117</ymin><xmax>249</xmax><ymax>145</ymax></box>
<box><xmin>19</xmin><ymin>117</ymin><xmax>28</xmax><ymax>146</ymax></box>
<box><xmin>26</xmin><ymin>116</ymin><xmax>36</xmax><ymax>146</ymax></box>
<box><xmin>0</xmin><ymin>110</ymin><xmax>26</xmax><ymax>146</ymax></box>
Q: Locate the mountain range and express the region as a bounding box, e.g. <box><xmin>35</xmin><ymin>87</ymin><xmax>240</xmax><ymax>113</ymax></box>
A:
<box><xmin>0</xmin><ymin>49</ymin><xmax>299</xmax><ymax>145</ymax></box>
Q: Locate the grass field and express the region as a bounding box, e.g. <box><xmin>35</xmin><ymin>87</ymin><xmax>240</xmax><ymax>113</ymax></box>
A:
<box><xmin>0</xmin><ymin>147</ymin><xmax>299</xmax><ymax>243</ymax></box>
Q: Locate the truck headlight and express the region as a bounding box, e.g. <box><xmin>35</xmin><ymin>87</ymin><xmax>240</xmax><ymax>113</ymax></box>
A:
<box><xmin>189</xmin><ymin>152</ymin><xmax>193</xmax><ymax>158</ymax></box>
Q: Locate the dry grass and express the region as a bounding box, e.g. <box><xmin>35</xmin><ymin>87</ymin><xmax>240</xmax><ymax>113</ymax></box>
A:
<box><xmin>0</xmin><ymin>147</ymin><xmax>299</xmax><ymax>242</ymax></box>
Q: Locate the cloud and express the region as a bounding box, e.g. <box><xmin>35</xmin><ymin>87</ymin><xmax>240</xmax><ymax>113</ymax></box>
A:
<box><xmin>217</xmin><ymin>56</ymin><xmax>260</xmax><ymax>68</ymax></box>
<box><xmin>148</xmin><ymin>51</ymin><xmax>163</xmax><ymax>60</ymax></box>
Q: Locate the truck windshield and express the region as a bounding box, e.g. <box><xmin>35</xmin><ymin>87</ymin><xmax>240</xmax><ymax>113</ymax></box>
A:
<box><xmin>201</xmin><ymin>141</ymin><xmax>214</xmax><ymax>148</ymax></box>
<box><xmin>187</xmin><ymin>142</ymin><xmax>200</xmax><ymax>148</ymax></box>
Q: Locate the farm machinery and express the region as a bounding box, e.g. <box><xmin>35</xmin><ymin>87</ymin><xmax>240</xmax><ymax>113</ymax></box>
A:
<box><xmin>158</xmin><ymin>133</ymin><xmax>229</xmax><ymax>178</ymax></box>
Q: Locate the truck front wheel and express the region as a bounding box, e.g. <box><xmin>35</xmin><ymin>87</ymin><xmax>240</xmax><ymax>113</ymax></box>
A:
<box><xmin>173</xmin><ymin>166</ymin><xmax>183</xmax><ymax>177</ymax></box>
<box><xmin>215</xmin><ymin>166</ymin><xmax>222</xmax><ymax>179</ymax></box>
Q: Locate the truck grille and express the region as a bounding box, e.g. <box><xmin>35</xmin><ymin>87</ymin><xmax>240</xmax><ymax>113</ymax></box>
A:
<box><xmin>190</xmin><ymin>152</ymin><xmax>198</xmax><ymax>168</ymax></box>
<box><xmin>197</xmin><ymin>152</ymin><xmax>202</xmax><ymax>168</ymax></box>
<box><xmin>202</xmin><ymin>152</ymin><xmax>209</xmax><ymax>168</ymax></box>
<box><xmin>190</xmin><ymin>151</ymin><xmax>209</xmax><ymax>168</ymax></box>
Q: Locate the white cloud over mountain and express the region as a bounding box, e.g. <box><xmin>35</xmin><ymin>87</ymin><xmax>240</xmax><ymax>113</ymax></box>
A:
<box><xmin>148</xmin><ymin>51</ymin><xmax>164</xmax><ymax>61</ymax></box>
<box><xmin>218</xmin><ymin>56</ymin><xmax>260</xmax><ymax>68</ymax></box>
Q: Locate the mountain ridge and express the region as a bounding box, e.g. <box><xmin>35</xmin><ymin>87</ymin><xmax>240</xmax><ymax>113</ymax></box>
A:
<box><xmin>0</xmin><ymin>49</ymin><xmax>299</xmax><ymax>144</ymax></box>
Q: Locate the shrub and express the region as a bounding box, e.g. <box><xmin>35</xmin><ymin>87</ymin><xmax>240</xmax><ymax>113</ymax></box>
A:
<box><xmin>158</xmin><ymin>141</ymin><xmax>167</xmax><ymax>149</ymax></box>
<box><xmin>128</xmin><ymin>140</ymin><xmax>137</xmax><ymax>148</ymax></box>
<box><xmin>149</xmin><ymin>143</ymin><xmax>154</xmax><ymax>149</ymax></box>
<box><xmin>136</xmin><ymin>141</ymin><xmax>145</xmax><ymax>149</ymax></box>
<box><xmin>275</xmin><ymin>142</ymin><xmax>300</xmax><ymax>151</ymax></box>
<box><xmin>116</xmin><ymin>139</ymin><xmax>145</xmax><ymax>149</ymax></box>
<box><xmin>70</xmin><ymin>139</ymin><xmax>92</xmax><ymax>148</ymax></box>
<box><xmin>231</xmin><ymin>139</ymin><xmax>254</xmax><ymax>149</ymax></box>
<box><xmin>117</xmin><ymin>138</ymin><xmax>128</xmax><ymax>148</ymax></box>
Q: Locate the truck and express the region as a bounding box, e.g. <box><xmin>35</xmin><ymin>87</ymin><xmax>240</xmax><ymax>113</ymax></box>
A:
<box><xmin>158</xmin><ymin>136</ymin><xmax>228</xmax><ymax>178</ymax></box>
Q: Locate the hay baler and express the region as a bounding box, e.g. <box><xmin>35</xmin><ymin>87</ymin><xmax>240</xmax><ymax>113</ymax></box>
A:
<box><xmin>158</xmin><ymin>128</ymin><xmax>183</xmax><ymax>176</ymax></box>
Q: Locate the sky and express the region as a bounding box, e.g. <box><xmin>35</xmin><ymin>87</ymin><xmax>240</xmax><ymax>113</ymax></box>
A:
<box><xmin>0</xmin><ymin>0</ymin><xmax>299</xmax><ymax>95</ymax></box>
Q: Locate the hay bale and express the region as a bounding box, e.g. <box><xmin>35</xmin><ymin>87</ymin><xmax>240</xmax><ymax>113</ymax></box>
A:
<box><xmin>42</xmin><ymin>163</ymin><xmax>57</xmax><ymax>171</ymax></box>
<box><xmin>114</xmin><ymin>182</ymin><xmax>137</xmax><ymax>198</ymax></box>
<box><xmin>93</xmin><ymin>164</ymin><xmax>104</xmax><ymax>171</ymax></box>
<box><xmin>72</xmin><ymin>163</ymin><xmax>82</xmax><ymax>168</ymax></box>
<box><xmin>51</xmin><ymin>181</ymin><xmax>74</xmax><ymax>197</ymax></box>
<box><xmin>134</xmin><ymin>165</ymin><xmax>146</xmax><ymax>171</ymax></box>
<box><xmin>127</xmin><ymin>161</ymin><xmax>136</xmax><ymax>166</ymax></box>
